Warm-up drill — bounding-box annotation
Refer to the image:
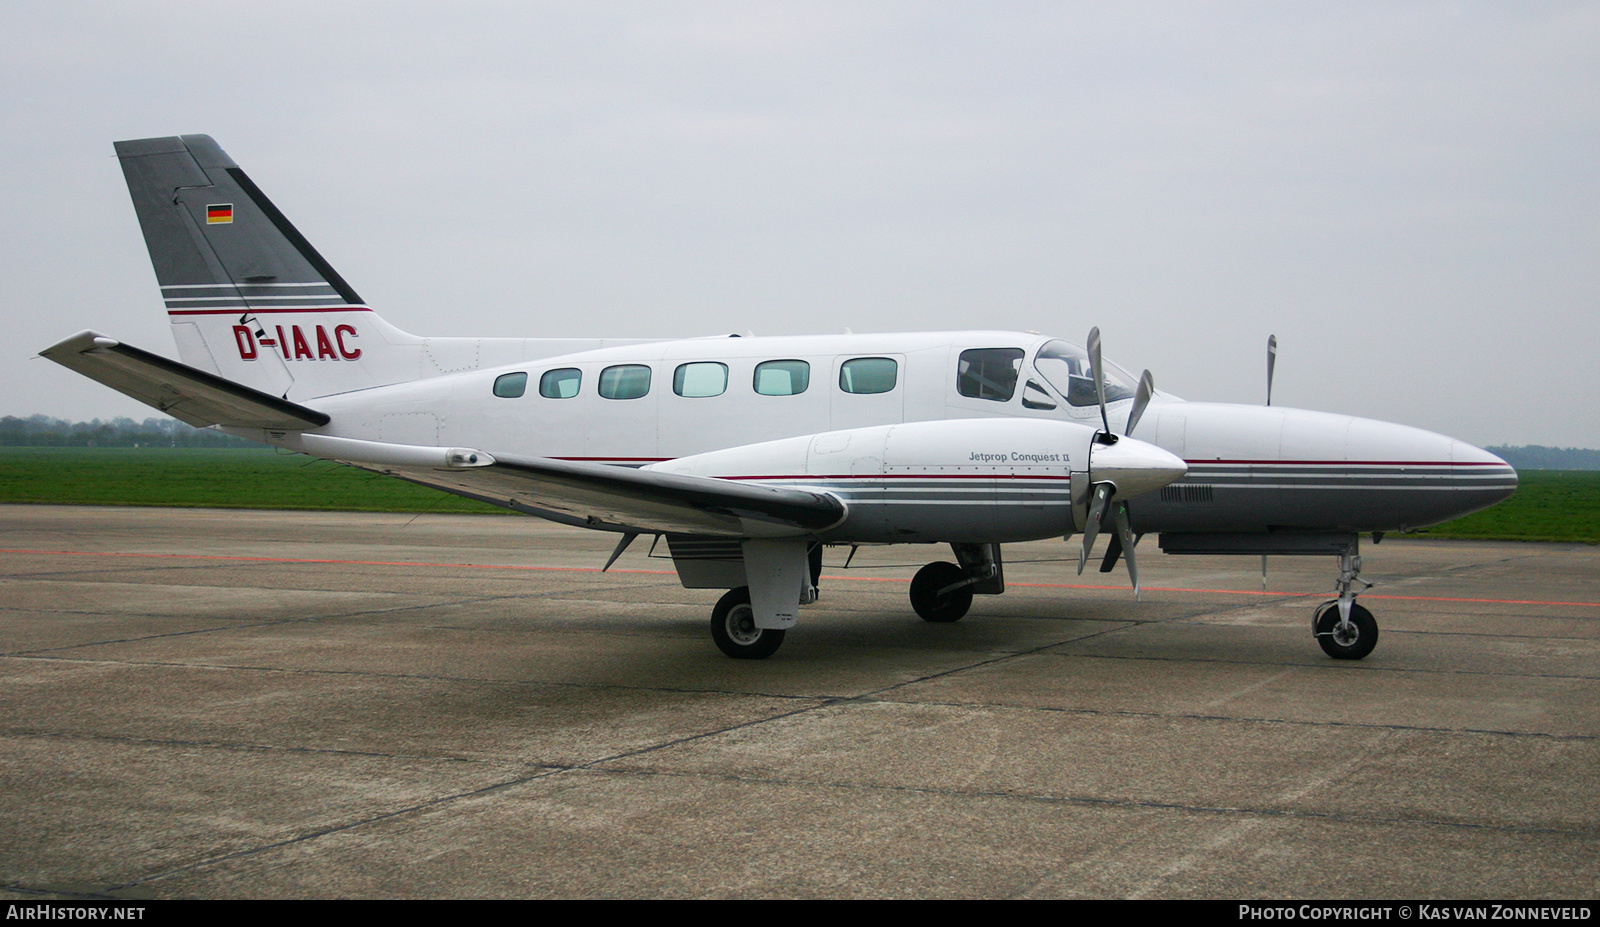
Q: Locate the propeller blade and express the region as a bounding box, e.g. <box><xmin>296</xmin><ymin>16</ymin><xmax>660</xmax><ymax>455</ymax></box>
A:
<box><xmin>1087</xmin><ymin>326</ymin><xmax>1110</xmax><ymax>436</ymax></box>
<box><xmin>1098</xmin><ymin>531</ymin><xmax>1122</xmax><ymax>572</ymax></box>
<box><xmin>1266</xmin><ymin>334</ymin><xmax>1277</xmax><ymax>406</ymax></box>
<box><xmin>1125</xmin><ymin>369</ymin><xmax>1154</xmax><ymax>436</ymax></box>
<box><xmin>1114</xmin><ymin>503</ymin><xmax>1140</xmax><ymax>598</ymax></box>
<box><xmin>1078</xmin><ymin>482</ymin><xmax>1113</xmax><ymax>574</ymax></box>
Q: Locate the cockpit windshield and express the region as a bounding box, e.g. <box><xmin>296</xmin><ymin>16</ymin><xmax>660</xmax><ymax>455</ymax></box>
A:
<box><xmin>1034</xmin><ymin>340</ymin><xmax>1139</xmax><ymax>407</ymax></box>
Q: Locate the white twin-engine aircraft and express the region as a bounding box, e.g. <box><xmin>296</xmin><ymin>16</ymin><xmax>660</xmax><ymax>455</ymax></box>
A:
<box><xmin>42</xmin><ymin>135</ymin><xmax>1517</xmax><ymax>660</ymax></box>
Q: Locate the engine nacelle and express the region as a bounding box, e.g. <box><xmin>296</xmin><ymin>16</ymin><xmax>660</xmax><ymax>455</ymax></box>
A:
<box><xmin>652</xmin><ymin>418</ymin><xmax>1184</xmax><ymax>544</ymax></box>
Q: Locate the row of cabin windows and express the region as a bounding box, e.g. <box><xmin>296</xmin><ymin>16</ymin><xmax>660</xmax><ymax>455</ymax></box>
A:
<box><xmin>492</xmin><ymin>357</ymin><xmax>896</xmax><ymax>401</ymax></box>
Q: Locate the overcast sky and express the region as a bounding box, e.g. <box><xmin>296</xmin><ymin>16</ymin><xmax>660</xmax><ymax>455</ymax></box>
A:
<box><xmin>4</xmin><ymin>2</ymin><xmax>1596</xmax><ymax>448</ymax></box>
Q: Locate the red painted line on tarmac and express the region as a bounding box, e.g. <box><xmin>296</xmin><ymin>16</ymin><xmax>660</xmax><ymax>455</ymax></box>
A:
<box><xmin>4</xmin><ymin>548</ymin><xmax>1596</xmax><ymax>608</ymax></box>
<box><xmin>0</xmin><ymin>548</ymin><xmax>676</xmax><ymax>576</ymax></box>
<box><xmin>1004</xmin><ymin>581</ymin><xmax>1600</xmax><ymax>608</ymax></box>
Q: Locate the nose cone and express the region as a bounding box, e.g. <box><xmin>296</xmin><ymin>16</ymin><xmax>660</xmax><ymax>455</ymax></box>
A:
<box><xmin>1337</xmin><ymin>417</ymin><xmax>1520</xmax><ymax>529</ymax></box>
<box><xmin>1450</xmin><ymin>438</ymin><xmax>1519</xmax><ymax>513</ymax></box>
<box><xmin>1090</xmin><ymin>435</ymin><xmax>1188</xmax><ymax>500</ymax></box>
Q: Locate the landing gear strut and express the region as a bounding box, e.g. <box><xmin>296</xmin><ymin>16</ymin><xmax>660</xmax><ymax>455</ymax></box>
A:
<box><xmin>1314</xmin><ymin>547</ymin><xmax>1378</xmax><ymax>660</ymax></box>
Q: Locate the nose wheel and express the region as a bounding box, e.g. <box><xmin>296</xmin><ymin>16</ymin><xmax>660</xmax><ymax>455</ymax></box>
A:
<box><xmin>1313</xmin><ymin>600</ymin><xmax>1378</xmax><ymax>660</ymax></box>
<box><xmin>1312</xmin><ymin>547</ymin><xmax>1378</xmax><ymax>660</ymax></box>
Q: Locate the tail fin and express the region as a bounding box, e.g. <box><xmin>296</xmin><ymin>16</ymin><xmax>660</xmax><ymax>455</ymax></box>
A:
<box><xmin>116</xmin><ymin>135</ymin><xmax>420</xmax><ymax>400</ymax></box>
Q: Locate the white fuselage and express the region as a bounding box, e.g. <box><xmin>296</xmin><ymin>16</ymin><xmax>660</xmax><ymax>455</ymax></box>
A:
<box><xmin>287</xmin><ymin>328</ymin><xmax>1514</xmax><ymax>536</ymax></box>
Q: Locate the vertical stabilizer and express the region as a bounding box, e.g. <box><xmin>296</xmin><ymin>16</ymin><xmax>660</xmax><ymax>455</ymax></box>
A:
<box><xmin>116</xmin><ymin>135</ymin><xmax>422</xmax><ymax>400</ymax></box>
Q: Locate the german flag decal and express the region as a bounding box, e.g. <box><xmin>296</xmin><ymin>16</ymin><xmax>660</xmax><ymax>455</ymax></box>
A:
<box><xmin>206</xmin><ymin>203</ymin><xmax>234</xmax><ymax>224</ymax></box>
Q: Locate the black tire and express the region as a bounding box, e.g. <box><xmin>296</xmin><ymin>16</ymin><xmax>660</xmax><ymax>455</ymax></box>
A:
<box><xmin>910</xmin><ymin>561</ymin><xmax>973</xmax><ymax>623</ymax></box>
<box><xmin>1314</xmin><ymin>600</ymin><xmax>1378</xmax><ymax>660</ymax></box>
<box><xmin>710</xmin><ymin>587</ymin><xmax>785</xmax><ymax>659</ymax></box>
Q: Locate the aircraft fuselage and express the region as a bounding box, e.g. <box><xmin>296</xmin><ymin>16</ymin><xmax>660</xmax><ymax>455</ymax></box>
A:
<box><xmin>294</xmin><ymin>328</ymin><xmax>1515</xmax><ymax>537</ymax></box>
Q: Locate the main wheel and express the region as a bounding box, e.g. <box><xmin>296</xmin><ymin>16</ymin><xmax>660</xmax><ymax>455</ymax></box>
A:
<box><xmin>910</xmin><ymin>561</ymin><xmax>973</xmax><ymax>623</ymax></box>
<box><xmin>710</xmin><ymin>587</ymin><xmax>785</xmax><ymax>659</ymax></box>
<box><xmin>1314</xmin><ymin>600</ymin><xmax>1378</xmax><ymax>660</ymax></box>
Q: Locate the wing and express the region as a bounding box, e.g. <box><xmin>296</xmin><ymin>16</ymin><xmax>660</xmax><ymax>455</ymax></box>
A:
<box><xmin>283</xmin><ymin>435</ymin><xmax>845</xmax><ymax>539</ymax></box>
<box><xmin>39</xmin><ymin>331</ymin><xmax>328</xmax><ymax>430</ymax></box>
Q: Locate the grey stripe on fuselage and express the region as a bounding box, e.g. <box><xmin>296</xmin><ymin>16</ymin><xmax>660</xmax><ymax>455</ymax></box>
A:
<box><xmin>1138</xmin><ymin>463</ymin><xmax>1517</xmax><ymax>532</ymax></box>
<box><xmin>1181</xmin><ymin>463</ymin><xmax>1517</xmax><ymax>491</ymax></box>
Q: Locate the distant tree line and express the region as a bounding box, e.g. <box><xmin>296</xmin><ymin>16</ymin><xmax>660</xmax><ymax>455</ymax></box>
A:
<box><xmin>0</xmin><ymin>415</ymin><xmax>256</xmax><ymax>448</ymax></box>
<box><xmin>1484</xmin><ymin>446</ymin><xmax>1600</xmax><ymax>471</ymax></box>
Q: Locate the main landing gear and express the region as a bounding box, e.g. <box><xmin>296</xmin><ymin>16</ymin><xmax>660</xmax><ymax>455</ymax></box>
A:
<box><xmin>1313</xmin><ymin>547</ymin><xmax>1378</xmax><ymax>660</ymax></box>
<box><xmin>909</xmin><ymin>543</ymin><xmax>1003</xmax><ymax>623</ymax></box>
<box><xmin>704</xmin><ymin>542</ymin><xmax>822</xmax><ymax>660</ymax></box>
<box><xmin>910</xmin><ymin>562</ymin><xmax>972</xmax><ymax>622</ymax></box>
<box><xmin>710</xmin><ymin>587</ymin><xmax>786</xmax><ymax>660</ymax></box>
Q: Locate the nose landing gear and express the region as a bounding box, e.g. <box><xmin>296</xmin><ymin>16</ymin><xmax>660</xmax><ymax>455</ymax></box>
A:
<box><xmin>1314</xmin><ymin>548</ymin><xmax>1377</xmax><ymax>660</ymax></box>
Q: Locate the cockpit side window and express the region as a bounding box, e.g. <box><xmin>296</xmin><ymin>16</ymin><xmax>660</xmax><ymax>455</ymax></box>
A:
<box><xmin>956</xmin><ymin>348</ymin><xmax>1024</xmax><ymax>402</ymax></box>
<box><xmin>1022</xmin><ymin>380</ymin><xmax>1058</xmax><ymax>410</ymax></box>
<box><xmin>1034</xmin><ymin>340</ymin><xmax>1138</xmax><ymax>407</ymax></box>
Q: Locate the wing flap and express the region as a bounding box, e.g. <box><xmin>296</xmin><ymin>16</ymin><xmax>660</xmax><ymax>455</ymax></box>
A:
<box><xmin>39</xmin><ymin>331</ymin><xmax>329</xmax><ymax>429</ymax></box>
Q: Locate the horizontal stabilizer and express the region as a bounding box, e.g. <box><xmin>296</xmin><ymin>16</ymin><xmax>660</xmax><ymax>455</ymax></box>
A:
<box><xmin>39</xmin><ymin>330</ymin><xmax>330</xmax><ymax>430</ymax></box>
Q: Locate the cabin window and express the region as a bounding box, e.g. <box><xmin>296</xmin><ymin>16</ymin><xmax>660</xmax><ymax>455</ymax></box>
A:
<box><xmin>956</xmin><ymin>348</ymin><xmax>1024</xmax><ymax>402</ymax></box>
<box><xmin>538</xmin><ymin>368</ymin><xmax>581</xmax><ymax>399</ymax></box>
<box><xmin>754</xmin><ymin>359</ymin><xmax>810</xmax><ymax>396</ymax></box>
<box><xmin>599</xmin><ymin>364</ymin><xmax>652</xmax><ymax>400</ymax></box>
<box><xmin>673</xmin><ymin>362</ymin><xmax>728</xmax><ymax>398</ymax></box>
<box><xmin>839</xmin><ymin>357</ymin><xmax>897</xmax><ymax>395</ymax></box>
<box><xmin>493</xmin><ymin>372</ymin><xmax>528</xmax><ymax>399</ymax></box>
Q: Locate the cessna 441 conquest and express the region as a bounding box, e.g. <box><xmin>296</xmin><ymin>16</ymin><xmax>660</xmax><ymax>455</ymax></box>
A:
<box><xmin>41</xmin><ymin>135</ymin><xmax>1518</xmax><ymax>659</ymax></box>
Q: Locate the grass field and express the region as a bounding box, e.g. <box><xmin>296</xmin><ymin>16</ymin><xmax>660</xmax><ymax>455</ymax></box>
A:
<box><xmin>0</xmin><ymin>447</ymin><xmax>505</xmax><ymax>514</ymax></box>
<box><xmin>0</xmin><ymin>447</ymin><xmax>1594</xmax><ymax>543</ymax></box>
<box><xmin>1409</xmin><ymin>468</ymin><xmax>1599</xmax><ymax>544</ymax></box>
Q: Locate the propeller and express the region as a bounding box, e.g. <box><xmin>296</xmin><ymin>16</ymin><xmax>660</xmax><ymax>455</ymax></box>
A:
<box><xmin>1074</xmin><ymin>329</ymin><xmax>1170</xmax><ymax>599</ymax></box>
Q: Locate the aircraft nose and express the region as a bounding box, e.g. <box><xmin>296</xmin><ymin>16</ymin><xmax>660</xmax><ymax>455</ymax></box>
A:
<box><xmin>1339</xmin><ymin>417</ymin><xmax>1520</xmax><ymax>528</ymax></box>
<box><xmin>1090</xmin><ymin>436</ymin><xmax>1188</xmax><ymax>500</ymax></box>
<box><xmin>1452</xmin><ymin>439</ymin><xmax>1519</xmax><ymax>508</ymax></box>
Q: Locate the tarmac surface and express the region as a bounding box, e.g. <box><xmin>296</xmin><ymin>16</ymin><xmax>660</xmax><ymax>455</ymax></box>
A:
<box><xmin>2</xmin><ymin>504</ymin><xmax>1596</xmax><ymax>899</ymax></box>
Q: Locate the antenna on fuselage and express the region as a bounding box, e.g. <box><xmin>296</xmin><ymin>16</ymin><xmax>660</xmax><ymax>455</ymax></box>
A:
<box><xmin>1266</xmin><ymin>334</ymin><xmax>1277</xmax><ymax>407</ymax></box>
<box><xmin>1263</xmin><ymin>333</ymin><xmax>1278</xmax><ymax>588</ymax></box>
